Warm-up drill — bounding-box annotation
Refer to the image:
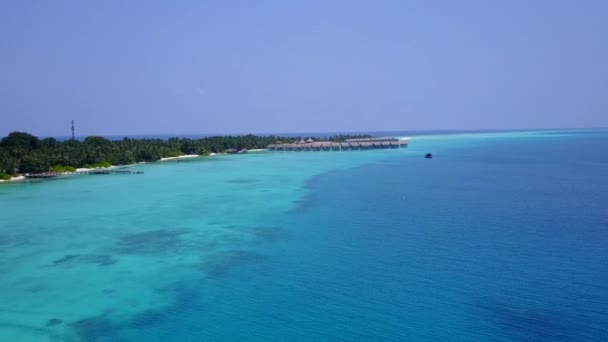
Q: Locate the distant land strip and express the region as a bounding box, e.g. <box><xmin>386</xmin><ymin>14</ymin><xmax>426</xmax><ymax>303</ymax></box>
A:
<box><xmin>0</xmin><ymin>132</ymin><xmax>375</xmax><ymax>179</ymax></box>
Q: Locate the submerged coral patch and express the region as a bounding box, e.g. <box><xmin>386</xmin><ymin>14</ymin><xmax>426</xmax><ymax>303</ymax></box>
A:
<box><xmin>72</xmin><ymin>317</ymin><xmax>118</xmax><ymax>342</ymax></box>
<box><xmin>198</xmin><ymin>250</ymin><xmax>267</xmax><ymax>278</ymax></box>
<box><xmin>128</xmin><ymin>308</ymin><xmax>168</xmax><ymax>329</ymax></box>
<box><xmin>0</xmin><ymin>233</ymin><xmax>31</xmax><ymax>249</ymax></box>
<box><xmin>52</xmin><ymin>254</ymin><xmax>81</xmax><ymax>265</ymax></box>
<box><xmin>252</xmin><ymin>226</ymin><xmax>284</xmax><ymax>243</ymax></box>
<box><xmin>46</xmin><ymin>318</ymin><xmax>62</xmax><ymax>327</ymax></box>
<box><xmin>70</xmin><ymin>282</ymin><xmax>204</xmax><ymax>341</ymax></box>
<box><xmin>225</xmin><ymin>179</ymin><xmax>258</xmax><ymax>184</ymax></box>
<box><xmin>51</xmin><ymin>254</ymin><xmax>117</xmax><ymax>267</ymax></box>
<box><xmin>115</xmin><ymin>229</ymin><xmax>188</xmax><ymax>254</ymax></box>
<box><xmin>477</xmin><ymin>302</ymin><xmax>579</xmax><ymax>341</ymax></box>
<box><xmin>290</xmin><ymin>197</ymin><xmax>316</xmax><ymax>213</ymax></box>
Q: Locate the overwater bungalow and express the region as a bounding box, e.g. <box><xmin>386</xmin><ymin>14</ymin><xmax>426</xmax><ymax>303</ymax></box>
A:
<box><xmin>267</xmin><ymin>137</ymin><xmax>407</xmax><ymax>152</ymax></box>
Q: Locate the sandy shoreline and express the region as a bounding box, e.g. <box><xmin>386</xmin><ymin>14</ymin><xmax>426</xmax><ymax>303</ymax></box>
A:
<box><xmin>1</xmin><ymin>151</ymin><xmax>255</xmax><ymax>184</ymax></box>
<box><xmin>159</xmin><ymin>154</ymin><xmax>199</xmax><ymax>161</ymax></box>
<box><xmin>0</xmin><ymin>175</ymin><xmax>26</xmax><ymax>183</ymax></box>
<box><xmin>75</xmin><ymin>165</ymin><xmax>118</xmax><ymax>173</ymax></box>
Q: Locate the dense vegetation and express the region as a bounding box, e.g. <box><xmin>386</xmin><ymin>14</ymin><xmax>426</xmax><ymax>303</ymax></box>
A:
<box><xmin>0</xmin><ymin>132</ymin><xmax>371</xmax><ymax>174</ymax></box>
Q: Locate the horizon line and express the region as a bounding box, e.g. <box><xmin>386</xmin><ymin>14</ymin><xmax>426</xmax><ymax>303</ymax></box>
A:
<box><xmin>2</xmin><ymin>126</ymin><xmax>606</xmax><ymax>140</ymax></box>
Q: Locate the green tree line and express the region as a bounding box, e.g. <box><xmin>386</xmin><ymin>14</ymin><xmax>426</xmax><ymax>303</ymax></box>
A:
<box><xmin>0</xmin><ymin>132</ymin><xmax>371</xmax><ymax>174</ymax></box>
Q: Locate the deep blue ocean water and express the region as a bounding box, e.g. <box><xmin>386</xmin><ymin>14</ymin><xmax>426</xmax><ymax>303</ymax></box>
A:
<box><xmin>1</xmin><ymin>130</ymin><xmax>607</xmax><ymax>341</ymax></box>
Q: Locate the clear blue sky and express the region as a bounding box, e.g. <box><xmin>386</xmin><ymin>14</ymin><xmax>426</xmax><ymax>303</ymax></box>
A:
<box><xmin>1</xmin><ymin>1</ymin><xmax>607</xmax><ymax>136</ymax></box>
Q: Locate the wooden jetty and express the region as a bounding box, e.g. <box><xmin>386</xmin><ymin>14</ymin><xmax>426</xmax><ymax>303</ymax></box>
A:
<box><xmin>83</xmin><ymin>170</ymin><xmax>144</xmax><ymax>175</ymax></box>
<box><xmin>268</xmin><ymin>137</ymin><xmax>408</xmax><ymax>152</ymax></box>
<box><xmin>24</xmin><ymin>172</ymin><xmax>59</xmax><ymax>179</ymax></box>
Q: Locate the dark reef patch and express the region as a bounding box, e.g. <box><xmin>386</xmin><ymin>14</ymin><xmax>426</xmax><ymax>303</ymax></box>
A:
<box><xmin>46</xmin><ymin>318</ymin><xmax>63</xmax><ymax>327</ymax></box>
<box><xmin>173</xmin><ymin>285</ymin><xmax>201</xmax><ymax>306</ymax></box>
<box><xmin>198</xmin><ymin>250</ymin><xmax>267</xmax><ymax>278</ymax></box>
<box><xmin>128</xmin><ymin>308</ymin><xmax>168</xmax><ymax>329</ymax></box>
<box><xmin>301</xmin><ymin>172</ymin><xmax>327</xmax><ymax>191</ymax></box>
<box><xmin>53</xmin><ymin>254</ymin><xmax>80</xmax><ymax>264</ymax></box>
<box><xmin>52</xmin><ymin>254</ymin><xmax>117</xmax><ymax>267</ymax></box>
<box><xmin>252</xmin><ymin>226</ymin><xmax>285</xmax><ymax>243</ymax></box>
<box><xmin>72</xmin><ymin>317</ymin><xmax>119</xmax><ymax>342</ymax></box>
<box><xmin>0</xmin><ymin>233</ymin><xmax>31</xmax><ymax>249</ymax></box>
<box><xmin>290</xmin><ymin>196</ymin><xmax>317</xmax><ymax>213</ymax></box>
<box><xmin>153</xmin><ymin>281</ymin><xmax>201</xmax><ymax>309</ymax></box>
<box><xmin>115</xmin><ymin>229</ymin><xmax>188</xmax><ymax>254</ymax></box>
<box><xmin>84</xmin><ymin>255</ymin><xmax>117</xmax><ymax>266</ymax></box>
<box><xmin>289</xmin><ymin>174</ymin><xmax>325</xmax><ymax>213</ymax></box>
<box><xmin>225</xmin><ymin>178</ymin><xmax>258</xmax><ymax>184</ymax></box>
<box><xmin>476</xmin><ymin>301</ymin><xmax>580</xmax><ymax>341</ymax></box>
<box><xmin>71</xmin><ymin>283</ymin><xmax>204</xmax><ymax>341</ymax></box>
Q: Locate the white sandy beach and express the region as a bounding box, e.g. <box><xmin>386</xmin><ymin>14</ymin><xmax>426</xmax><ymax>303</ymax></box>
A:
<box><xmin>2</xmin><ymin>151</ymin><xmax>252</xmax><ymax>183</ymax></box>
<box><xmin>160</xmin><ymin>154</ymin><xmax>199</xmax><ymax>161</ymax></box>
<box><xmin>75</xmin><ymin>165</ymin><xmax>118</xmax><ymax>173</ymax></box>
<box><xmin>0</xmin><ymin>175</ymin><xmax>25</xmax><ymax>183</ymax></box>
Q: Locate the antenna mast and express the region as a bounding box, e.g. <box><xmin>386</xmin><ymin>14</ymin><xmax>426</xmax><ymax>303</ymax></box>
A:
<box><xmin>71</xmin><ymin>120</ymin><xmax>75</xmax><ymax>140</ymax></box>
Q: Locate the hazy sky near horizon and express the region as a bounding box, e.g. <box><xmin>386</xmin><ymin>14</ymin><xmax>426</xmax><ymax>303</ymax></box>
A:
<box><xmin>1</xmin><ymin>1</ymin><xmax>607</xmax><ymax>137</ymax></box>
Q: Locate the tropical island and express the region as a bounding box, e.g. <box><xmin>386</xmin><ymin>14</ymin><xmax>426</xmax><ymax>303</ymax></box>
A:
<box><xmin>0</xmin><ymin>131</ymin><xmax>371</xmax><ymax>181</ymax></box>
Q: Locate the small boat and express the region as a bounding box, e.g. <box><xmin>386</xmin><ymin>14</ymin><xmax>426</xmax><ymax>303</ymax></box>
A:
<box><xmin>425</xmin><ymin>153</ymin><xmax>433</xmax><ymax>159</ymax></box>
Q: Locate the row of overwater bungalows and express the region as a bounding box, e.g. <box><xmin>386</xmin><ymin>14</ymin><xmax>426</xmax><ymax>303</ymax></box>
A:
<box><xmin>267</xmin><ymin>137</ymin><xmax>408</xmax><ymax>151</ymax></box>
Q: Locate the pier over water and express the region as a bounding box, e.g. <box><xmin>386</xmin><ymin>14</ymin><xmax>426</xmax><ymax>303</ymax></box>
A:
<box><xmin>268</xmin><ymin>137</ymin><xmax>408</xmax><ymax>151</ymax></box>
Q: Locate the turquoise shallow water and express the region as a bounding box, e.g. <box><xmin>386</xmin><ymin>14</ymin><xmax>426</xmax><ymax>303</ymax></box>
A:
<box><xmin>1</xmin><ymin>130</ymin><xmax>607</xmax><ymax>341</ymax></box>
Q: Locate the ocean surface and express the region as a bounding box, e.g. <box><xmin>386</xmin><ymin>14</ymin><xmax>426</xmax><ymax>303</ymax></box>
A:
<box><xmin>1</xmin><ymin>130</ymin><xmax>607</xmax><ymax>341</ymax></box>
